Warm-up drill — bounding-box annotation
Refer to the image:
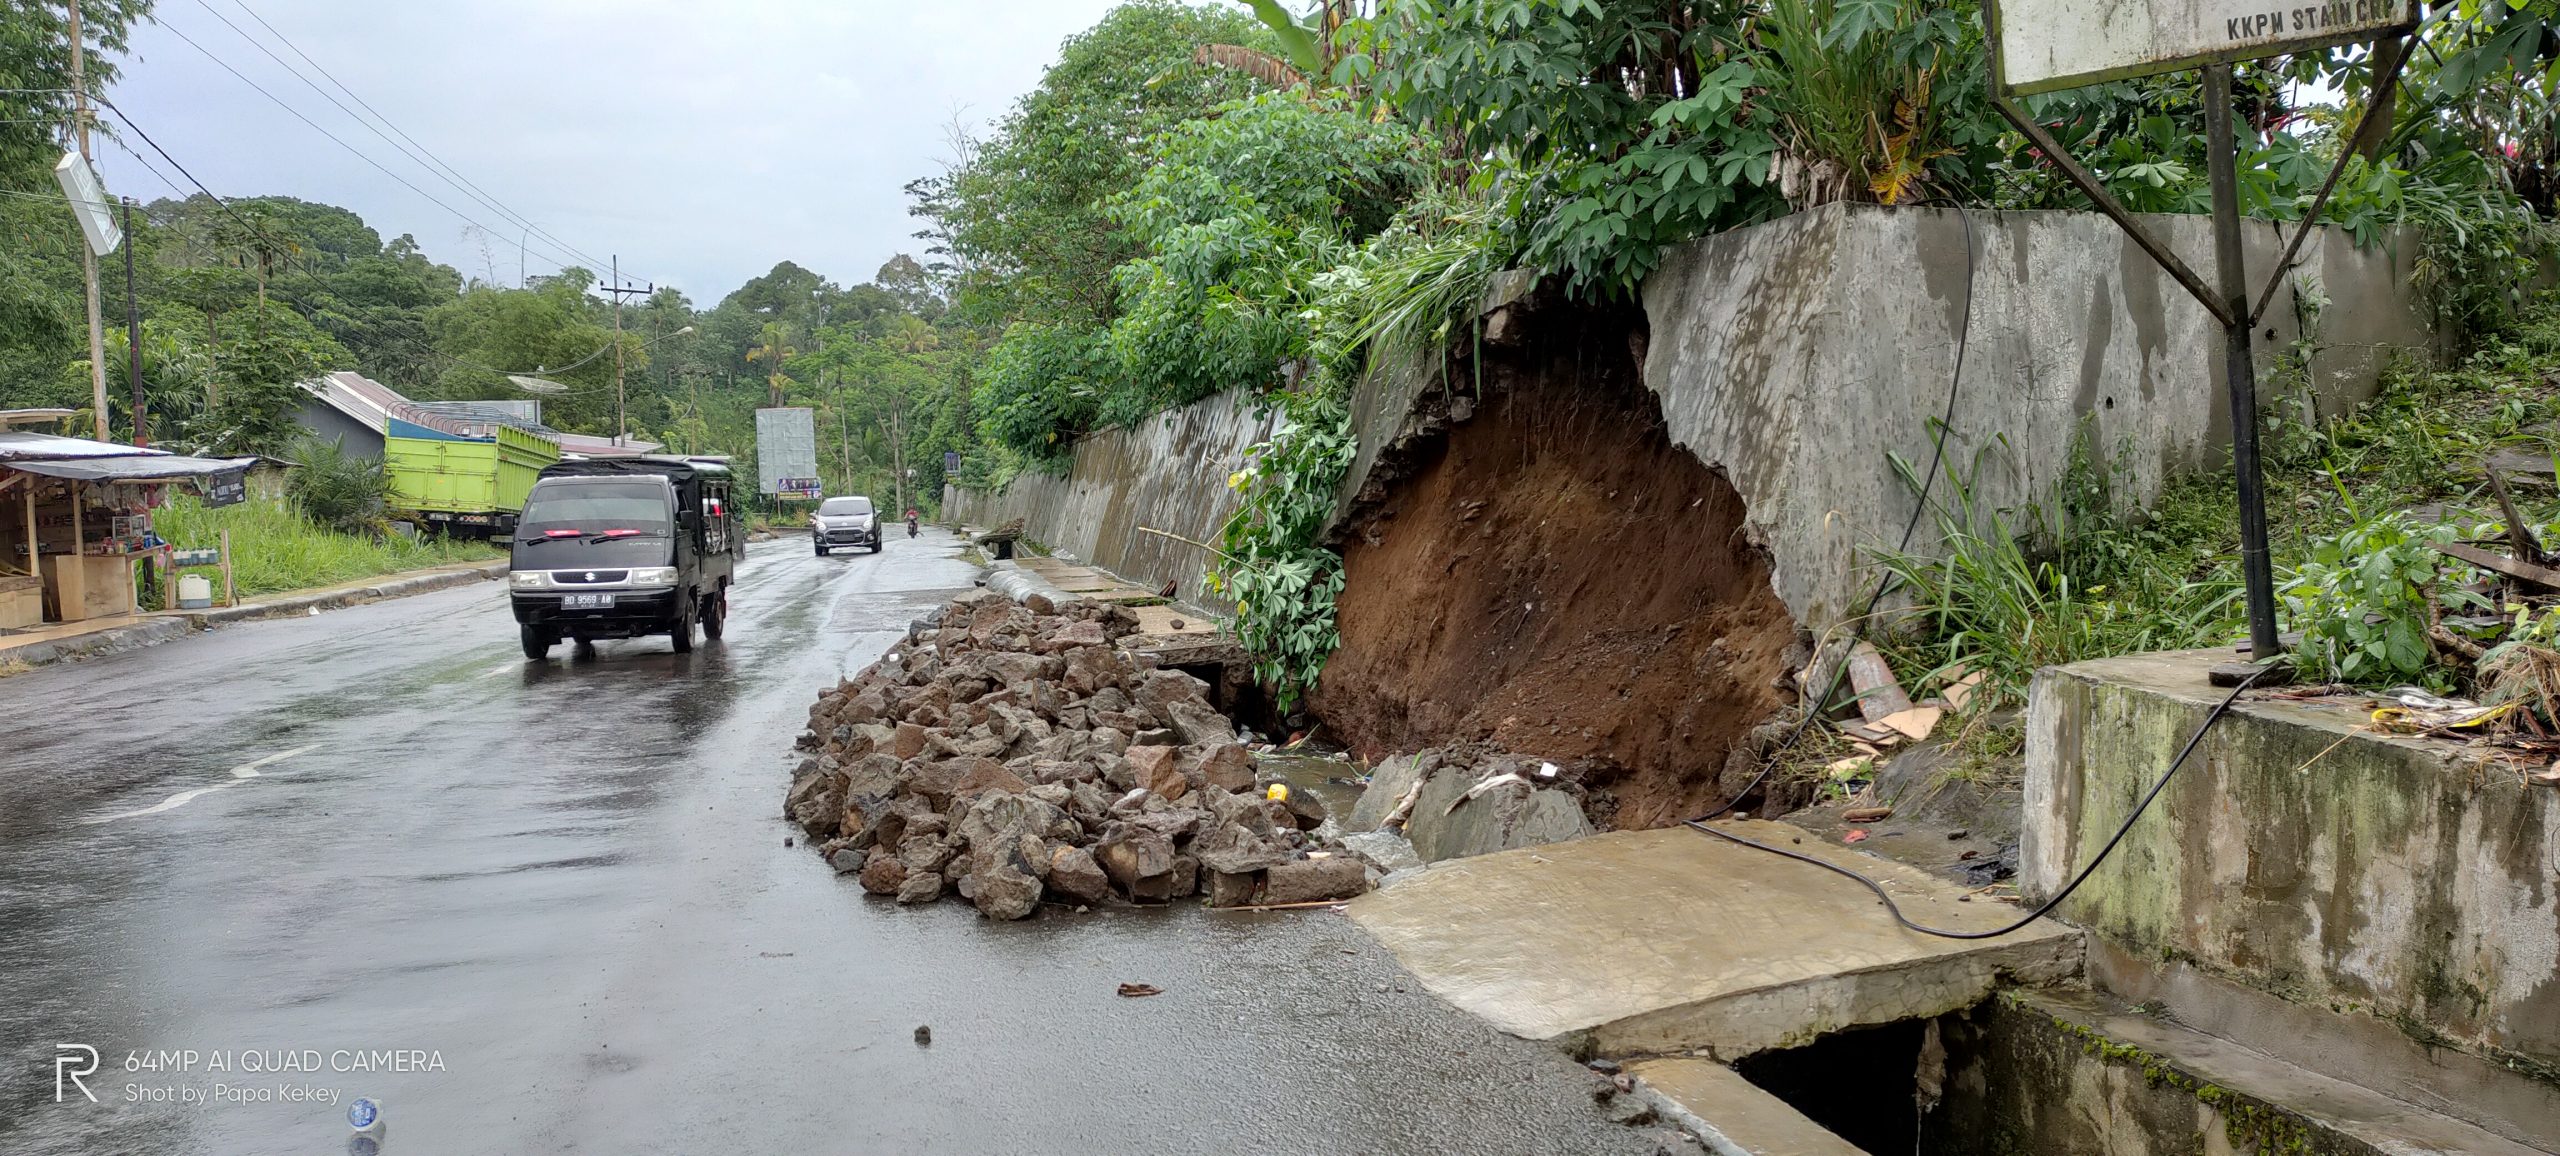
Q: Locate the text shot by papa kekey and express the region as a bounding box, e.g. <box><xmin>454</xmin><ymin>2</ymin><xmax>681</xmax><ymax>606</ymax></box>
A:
<box><xmin>50</xmin><ymin>1043</ymin><xmax>443</xmax><ymax>1111</ymax></box>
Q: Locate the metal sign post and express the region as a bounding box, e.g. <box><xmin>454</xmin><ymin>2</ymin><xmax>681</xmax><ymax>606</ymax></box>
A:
<box><xmin>1983</xmin><ymin>0</ymin><xmax>2418</xmax><ymax>664</ymax></box>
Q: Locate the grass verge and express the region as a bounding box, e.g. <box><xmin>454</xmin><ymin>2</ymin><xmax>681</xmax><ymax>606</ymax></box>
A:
<box><xmin>1873</xmin><ymin>295</ymin><xmax>2560</xmax><ymax>739</ymax></box>
<box><xmin>155</xmin><ymin>496</ymin><xmax>501</xmax><ymax>599</ymax></box>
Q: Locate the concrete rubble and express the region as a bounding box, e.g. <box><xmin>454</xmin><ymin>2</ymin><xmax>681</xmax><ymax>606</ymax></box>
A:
<box><xmin>783</xmin><ymin>589</ymin><xmax>1378</xmax><ymax>919</ymax></box>
<box><xmin>1344</xmin><ymin>742</ymin><xmax>1594</xmax><ymax>863</ymax></box>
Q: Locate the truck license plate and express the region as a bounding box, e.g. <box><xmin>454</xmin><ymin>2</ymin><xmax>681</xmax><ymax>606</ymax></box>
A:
<box><xmin>563</xmin><ymin>593</ymin><xmax>615</xmax><ymax>610</ymax></box>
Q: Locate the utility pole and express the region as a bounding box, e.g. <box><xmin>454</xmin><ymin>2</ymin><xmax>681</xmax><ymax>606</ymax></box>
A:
<box><xmin>123</xmin><ymin>197</ymin><xmax>143</xmax><ymax>446</ymax></box>
<box><xmin>68</xmin><ymin>0</ymin><xmax>108</xmax><ymax>442</ymax></box>
<box><xmin>597</xmin><ymin>255</ymin><xmax>652</xmax><ymax>449</ymax></box>
<box><xmin>889</xmin><ymin>402</ymin><xmax>906</xmax><ymax>516</ymax></box>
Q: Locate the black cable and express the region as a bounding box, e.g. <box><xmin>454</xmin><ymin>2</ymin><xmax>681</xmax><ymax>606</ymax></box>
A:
<box><xmin>1692</xmin><ymin>198</ymin><xmax>1978</xmax><ymax>822</ymax></box>
<box><xmin>200</xmin><ymin>0</ymin><xmax>626</xmax><ymax>279</ymax></box>
<box><xmin>1686</xmin><ymin>666</ymin><xmax>2266</xmax><ymax>938</ymax></box>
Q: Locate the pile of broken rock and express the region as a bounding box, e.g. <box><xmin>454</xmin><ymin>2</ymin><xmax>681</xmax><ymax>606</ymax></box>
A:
<box><xmin>785</xmin><ymin>589</ymin><xmax>1374</xmax><ymax>920</ymax></box>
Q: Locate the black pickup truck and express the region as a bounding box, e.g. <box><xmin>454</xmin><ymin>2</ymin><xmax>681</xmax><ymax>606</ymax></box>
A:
<box><xmin>508</xmin><ymin>458</ymin><xmax>742</xmax><ymax>659</ymax></box>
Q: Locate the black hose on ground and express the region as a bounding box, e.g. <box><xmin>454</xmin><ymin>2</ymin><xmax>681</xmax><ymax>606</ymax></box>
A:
<box><xmin>1686</xmin><ymin>666</ymin><xmax>2265</xmax><ymax>940</ymax></box>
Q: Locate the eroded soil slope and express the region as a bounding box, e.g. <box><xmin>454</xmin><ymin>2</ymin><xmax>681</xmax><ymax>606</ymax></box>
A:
<box><xmin>1315</xmin><ymin>304</ymin><xmax>1798</xmax><ymax>830</ymax></box>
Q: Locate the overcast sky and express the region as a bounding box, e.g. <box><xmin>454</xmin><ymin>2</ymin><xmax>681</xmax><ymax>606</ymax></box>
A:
<box><xmin>99</xmin><ymin>0</ymin><xmax>1126</xmax><ymax>302</ymax></box>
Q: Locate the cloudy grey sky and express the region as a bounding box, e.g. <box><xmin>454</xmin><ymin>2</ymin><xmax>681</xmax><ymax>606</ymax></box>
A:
<box><xmin>99</xmin><ymin>0</ymin><xmax>1126</xmax><ymax>302</ymax></box>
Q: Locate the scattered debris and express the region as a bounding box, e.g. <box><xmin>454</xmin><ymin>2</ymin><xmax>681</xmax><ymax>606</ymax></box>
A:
<box><xmin>1876</xmin><ymin>704</ymin><xmax>1943</xmax><ymax>742</ymax></box>
<box><xmin>913</xmin><ymin>1025</ymin><xmax>932</xmax><ymax>1046</ymax></box>
<box><xmin>1846</xmin><ymin>642</ymin><xmax>1914</xmax><ymax>722</ymax></box>
<box><xmin>1116</xmin><ymin>983</ymin><xmax>1163</xmax><ymax>998</ymax></box>
<box><xmin>1449</xmin><ymin>770</ymin><xmax>1531</xmax><ymax>814</ymax></box>
<box><xmin>1842</xmin><ymin>805</ymin><xmax>1893</xmax><ymax>825</ymax></box>
<box><xmin>1939</xmin><ymin>665</ymin><xmax>1985</xmax><ymax>712</ymax></box>
<box><xmin>784</xmin><ymin>590</ymin><xmax>1373</xmax><ymax>920</ymax></box>
<box><xmin>1844</xmin><ymin>829</ymin><xmax>1871</xmax><ymax>844</ymax></box>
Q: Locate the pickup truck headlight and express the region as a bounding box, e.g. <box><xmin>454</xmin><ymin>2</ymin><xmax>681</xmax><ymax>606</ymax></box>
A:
<box><xmin>509</xmin><ymin>570</ymin><xmax>552</xmax><ymax>589</ymax></box>
<box><xmin>627</xmin><ymin>566</ymin><xmax>679</xmax><ymax>588</ymax></box>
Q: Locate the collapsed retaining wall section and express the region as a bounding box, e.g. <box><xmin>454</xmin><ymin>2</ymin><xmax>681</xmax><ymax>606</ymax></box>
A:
<box><xmin>949</xmin><ymin>389</ymin><xmax>1281</xmax><ymax>609</ymax></box>
<box><xmin>1636</xmin><ymin>203</ymin><xmax>2433</xmax><ymax>628</ymax></box>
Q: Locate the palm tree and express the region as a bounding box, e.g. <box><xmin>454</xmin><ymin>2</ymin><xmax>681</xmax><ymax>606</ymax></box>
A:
<box><xmin>888</xmin><ymin>314</ymin><xmax>940</xmax><ymax>356</ymax></box>
<box><xmin>746</xmin><ymin>321</ymin><xmax>797</xmax><ymax>408</ymax></box>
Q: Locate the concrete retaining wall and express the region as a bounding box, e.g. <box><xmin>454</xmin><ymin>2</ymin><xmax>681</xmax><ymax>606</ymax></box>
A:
<box><xmin>949</xmin><ymin>389</ymin><xmax>1282</xmax><ymax>609</ymax></box>
<box><xmin>2023</xmin><ymin>650</ymin><xmax>2560</xmax><ymax>1079</ymax></box>
<box><xmin>1641</xmin><ymin>204</ymin><xmax>2435</xmax><ymax>627</ymax></box>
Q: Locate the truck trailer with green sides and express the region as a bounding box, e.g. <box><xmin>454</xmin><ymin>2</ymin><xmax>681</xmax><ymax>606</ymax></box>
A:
<box><xmin>383</xmin><ymin>418</ymin><xmax>561</xmax><ymax>537</ymax></box>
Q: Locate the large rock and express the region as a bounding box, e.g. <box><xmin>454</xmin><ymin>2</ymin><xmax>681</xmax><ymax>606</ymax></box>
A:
<box><xmin>1125</xmin><ymin>744</ymin><xmax>1187</xmax><ymax>802</ymax></box>
<box><xmin>969</xmin><ymin>864</ymin><xmax>1043</xmax><ymax>920</ymax></box>
<box><xmin>1164</xmin><ymin>699</ymin><xmax>1236</xmax><ymax>748</ymax></box>
<box><xmin>955</xmin><ymin>792</ymin><xmax>1078</xmax><ymax>854</ymax></box>
<box><xmin>859</xmin><ymin>850</ymin><xmax>908</xmax><ymax>895</ymax></box>
<box><xmin>1346</xmin><ymin>754</ymin><xmax>1426</xmax><ymax>832</ymax></box>
<box><xmin>1133</xmin><ymin>668</ymin><xmax>1209</xmax><ymax>714</ymax></box>
<box><xmin>1206</xmin><ymin>869</ymin><xmax>1261</xmax><ymax>908</ymax></box>
<box><xmin>1189</xmin><ymin>743</ymin><xmax>1257</xmax><ymax>794</ymax></box>
<box><xmin>1192</xmin><ymin>822</ymin><xmax>1291</xmax><ymax>875</ymax></box>
<box><xmin>1093</xmin><ymin>823</ymin><xmax>1177</xmax><ymax>903</ymax></box>
<box><xmin>1281</xmin><ymin>787</ymin><xmax>1327</xmax><ymax>831</ymax></box>
<box><xmin>1045</xmin><ymin>845</ymin><xmax>1113</xmax><ymax>906</ymax></box>
<box><xmin>953</xmin><ymin>758</ymin><xmax>1031</xmax><ymax>801</ymax></box>
<box><xmin>895</xmin><ymin>870</ymin><xmax>945</xmax><ymax>905</ymax></box>
<box><xmin>1261</xmin><ymin>857</ymin><xmax>1368</xmax><ymax>904</ymax></box>
<box><xmin>891</xmin><ymin>721</ymin><xmax>929</xmax><ymax>760</ymax></box>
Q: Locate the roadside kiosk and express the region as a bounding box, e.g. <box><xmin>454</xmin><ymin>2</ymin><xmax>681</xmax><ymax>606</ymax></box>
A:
<box><xmin>0</xmin><ymin>425</ymin><xmax>254</xmax><ymax>627</ymax></box>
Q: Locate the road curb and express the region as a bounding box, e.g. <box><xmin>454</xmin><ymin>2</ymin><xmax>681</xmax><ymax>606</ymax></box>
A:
<box><xmin>0</xmin><ymin>616</ymin><xmax>195</xmax><ymax>669</ymax></box>
<box><xmin>181</xmin><ymin>560</ymin><xmax>509</xmax><ymax>627</ymax></box>
<box><xmin>3</xmin><ymin>559</ymin><xmax>509</xmax><ymax>673</ymax></box>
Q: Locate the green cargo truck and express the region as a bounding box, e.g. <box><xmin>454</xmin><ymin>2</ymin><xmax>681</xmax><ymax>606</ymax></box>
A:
<box><xmin>383</xmin><ymin>418</ymin><xmax>561</xmax><ymax>537</ymax></box>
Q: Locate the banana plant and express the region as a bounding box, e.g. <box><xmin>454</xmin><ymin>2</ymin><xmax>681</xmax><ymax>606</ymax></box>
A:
<box><xmin>1194</xmin><ymin>1</ymin><xmax>1373</xmax><ymax>92</ymax></box>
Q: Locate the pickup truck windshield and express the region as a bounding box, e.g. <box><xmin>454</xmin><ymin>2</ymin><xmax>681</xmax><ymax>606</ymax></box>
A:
<box><xmin>520</xmin><ymin>482</ymin><xmax>671</xmax><ymax>538</ymax></box>
<box><xmin>818</xmin><ymin>497</ymin><xmax>873</xmax><ymax>516</ymax></box>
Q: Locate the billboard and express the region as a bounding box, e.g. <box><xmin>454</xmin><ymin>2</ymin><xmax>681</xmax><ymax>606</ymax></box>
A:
<box><xmin>754</xmin><ymin>407</ymin><xmax>822</xmax><ymax>499</ymax></box>
<box><xmin>1988</xmin><ymin>0</ymin><xmax>2414</xmax><ymax>94</ymax></box>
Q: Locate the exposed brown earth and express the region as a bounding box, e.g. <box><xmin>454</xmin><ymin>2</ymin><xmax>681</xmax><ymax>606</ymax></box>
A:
<box><xmin>1315</xmin><ymin>302</ymin><xmax>1800</xmax><ymax>830</ymax></box>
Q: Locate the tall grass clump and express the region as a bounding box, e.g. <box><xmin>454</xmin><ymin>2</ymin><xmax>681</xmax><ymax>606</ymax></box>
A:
<box><xmin>154</xmin><ymin>495</ymin><xmax>499</xmax><ymax>598</ymax></box>
<box><xmin>1867</xmin><ymin>439</ymin><xmax>2239</xmax><ymax>711</ymax></box>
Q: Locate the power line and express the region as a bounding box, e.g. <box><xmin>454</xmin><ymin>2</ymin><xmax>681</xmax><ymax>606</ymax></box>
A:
<box><xmin>153</xmin><ymin>15</ymin><xmax>601</xmax><ymax>277</ymax></box>
<box><xmin>104</xmin><ymin>135</ymin><xmax>193</xmax><ymax>201</ymax></box>
<box><xmin>198</xmin><ymin>0</ymin><xmax>626</xmax><ymax>279</ymax></box>
<box><xmin>92</xmin><ymin>95</ymin><xmax>269</xmax><ymax>239</ymax></box>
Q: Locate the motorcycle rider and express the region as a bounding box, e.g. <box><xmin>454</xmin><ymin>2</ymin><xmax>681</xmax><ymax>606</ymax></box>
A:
<box><xmin>905</xmin><ymin>506</ymin><xmax>920</xmax><ymax>538</ymax></box>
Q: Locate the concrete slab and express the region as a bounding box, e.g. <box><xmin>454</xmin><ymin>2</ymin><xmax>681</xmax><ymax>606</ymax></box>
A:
<box><xmin>1128</xmin><ymin>603</ymin><xmax>1216</xmax><ymax>636</ymax></box>
<box><xmin>1626</xmin><ymin>1058</ymin><xmax>1868</xmax><ymax>1156</ymax></box>
<box><xmin>1346</xmin><ymin>823</ymin><xmax>2081</xmax><ymax>1057</ymax></box>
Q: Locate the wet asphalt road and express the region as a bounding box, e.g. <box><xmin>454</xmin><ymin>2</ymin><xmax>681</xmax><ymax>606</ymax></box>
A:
<box><xmin>0</xmin><ymin>529</ymin><xmax>1663</xmax><ymax>1155</ymax></box>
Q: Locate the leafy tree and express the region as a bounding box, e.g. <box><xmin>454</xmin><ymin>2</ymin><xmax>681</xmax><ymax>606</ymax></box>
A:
<box><xmin>1373</xmin><ymin>0</ymin><xmax>1785</xmax><ymax>295</ymax></box>
<box><xmin>916</xmin><ymin>1</ymin><xmax>1273</xmax><ymax>326</ymax></box>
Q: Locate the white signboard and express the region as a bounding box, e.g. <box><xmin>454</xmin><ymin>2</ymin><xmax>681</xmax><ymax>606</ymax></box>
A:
<box><xmin>754</xmin><ymin>407</ymin><xmax>821</xmax><ymax>499</ymax></box>
<box><xmin>1989</xmin><ymin>0</ymin><xmax>2414</xmax><ymax>95</ymax></box>
<box><xmin>52</xmin><ymin>150</ymin><xmax>121</xmax><ymax>256</ymax></box>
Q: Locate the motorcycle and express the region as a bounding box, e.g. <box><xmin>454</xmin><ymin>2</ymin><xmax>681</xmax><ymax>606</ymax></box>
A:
<box><xmin>906</xmin><ymin>516</ymin><xmax>920</xmax><ymax>539</ymax></box>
